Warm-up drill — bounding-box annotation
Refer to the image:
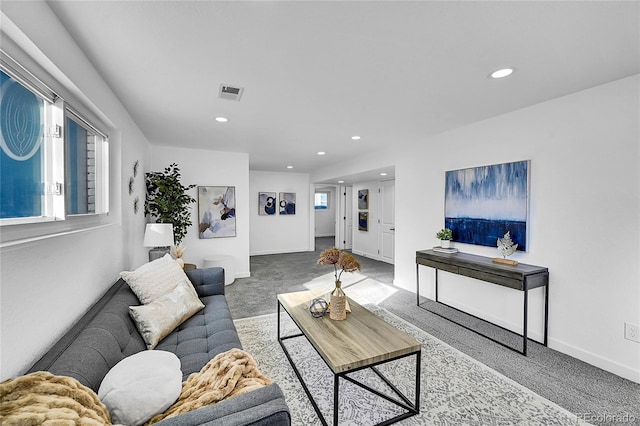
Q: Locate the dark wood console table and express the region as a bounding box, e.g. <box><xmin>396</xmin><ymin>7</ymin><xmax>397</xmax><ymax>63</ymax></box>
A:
<box><xmin>416</xmin><ymin>249</ymin><xmax>549</xmax><ymax>355</ymax></box>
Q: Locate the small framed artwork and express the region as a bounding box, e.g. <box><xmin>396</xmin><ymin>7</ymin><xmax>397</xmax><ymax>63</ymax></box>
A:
<box><xmin>259</xmin><ymin>192</ymin><xmax>277</xmax><ymax>215</ymax></box>
<box><xmin>358</xmin><ymin>212</ymin><xmax>368</xmax><ymax>231</ymax></box>
<box><xmin>358</xmin><ymin>189</ymin><xmax>368</xmax><ymax>210</ymax></box>
<box><xmin>198</xmin><ymin>186</ymin><xmax>236</xmax><ymax>238</ymax></box>
<box><xmin>279</xmin><ymin>192</ymin><xmax>296</xmax><ymax>215</ymax></box>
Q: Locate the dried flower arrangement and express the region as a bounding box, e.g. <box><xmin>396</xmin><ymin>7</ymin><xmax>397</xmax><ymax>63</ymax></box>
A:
<box><xmin>317</xmin><ymin>247</ymin><xmax>362</xmax><ymax>284</ymax></box>
<box><xmin>317</xmin><ymin>247</ymin><xmax>361</xmax><ymax>320</ymax></box>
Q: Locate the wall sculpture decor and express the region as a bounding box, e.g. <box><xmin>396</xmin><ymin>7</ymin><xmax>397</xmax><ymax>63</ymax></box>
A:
<box><xmin>279</xmin><ymin>192</ymin><xmax>296</xmax><ymax>215</ymax></box>
<box><xmin>130</xmin><ymin>160</ymin><xmax>139</xmax><ymax>213</ymax></box>
<box><xmin>445</xmin><ymin>160</ymin><xmax>529</xmax><ymax>251</ymax></box>
<box><xmin>198</xmin><ymin>186</ymin><xmax>236</xmax><ymax>238</ymax></box>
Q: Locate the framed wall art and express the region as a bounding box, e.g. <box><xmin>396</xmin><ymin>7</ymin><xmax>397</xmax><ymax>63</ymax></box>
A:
<box><xmin>198</xmin><ymin>186</ymin><xmax>236</xmax><ymax>238</ymax></box>
<box><xmin>258</xmin><ymin>192</ymin><xmax>277</xmax><ymax>215</ymax></box>
<box><xmin>358</xmin><ymin>189</ymin><xmax>368</xmax><ymax>210</ymax></box>
<box><xmin>358</xmin><ymin>212</ymin><xmax>368</xmax><ymax>231</ymax></box>
<box><xmin>445</xmin><ymin>160</ymin><xmax>529</xmax><ymax>251</ymax></box>
<box><xmin>279</xmin><ymin>192</ymin><xmax>296</xmax><ymax>215</ymax></box>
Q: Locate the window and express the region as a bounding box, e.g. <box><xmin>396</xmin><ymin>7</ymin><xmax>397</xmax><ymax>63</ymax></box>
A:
<box><xmin>65</xmin><ymin>108</ymin><xmax>109</xmax><ymax>215</ymax></box>
<box><xmin>0</xmin><ymin>69</ymin><xmax>47</xmax><ymax>219</ymax></box>
<box><xmin>0</xmin><ymin>51</ymin><xmax>109</xmax><ymax>226</ymax></box>
<box><xmin>314</xmin><ymin>192</ymin><xmax>328</xmax><ymax>210</ymax></box>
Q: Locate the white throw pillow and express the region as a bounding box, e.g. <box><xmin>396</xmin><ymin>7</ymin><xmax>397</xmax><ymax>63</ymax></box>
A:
<box><xmin>98</xmin><ymin>350</ymin><xmax>182</xmax><ymax>426</ymax></box>
<box><xmin>129</xmin><ymin>279</ymin><xmax>205</xmax><ymax>349</ymax></box>
<box><xmin>120</xmin><ymin>254</ymin><xmax>191</xmax><ymax>304</ymax></box>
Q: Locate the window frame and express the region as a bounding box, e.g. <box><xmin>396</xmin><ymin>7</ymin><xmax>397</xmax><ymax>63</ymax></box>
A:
<box><xmin>314</xmin><ymin>192</ymin><xmax>329</xmax><ymax>210</ymax></box>
<box><xmin>0</xmin><ymin>47</ymin><xmax>111</xmax><ymax>244</ymax></box>
<box><xmin>64</xmin><ymin>105</ymin><xmax>109</xmax><ymax>217</ymax></box>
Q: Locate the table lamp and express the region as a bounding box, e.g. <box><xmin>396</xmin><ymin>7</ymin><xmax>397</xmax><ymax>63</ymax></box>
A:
<box><xmin>143</xmin><ymin>223</ymin><xmax>174</xmax><ymax>262</ymax></box>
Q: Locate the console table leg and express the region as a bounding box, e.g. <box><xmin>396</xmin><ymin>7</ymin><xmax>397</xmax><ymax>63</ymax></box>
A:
<box><xmin>544</xmin><ymin>283</ymin><xmax>549</xmax><ymax>347</ymax></box>
<box><xmin>416</xmin><ymin>264</ymin><xmax>420</xmax><ymax>306</ymax></box>
<box><xmin>435</xmin><ymin>269</ymin><xmax>439</xmax><ymax>302</ymax></box>
<box><xmin>523</xmin><ymin>288</ymin><xmax>529</xmax><ymax>356</ymax></box>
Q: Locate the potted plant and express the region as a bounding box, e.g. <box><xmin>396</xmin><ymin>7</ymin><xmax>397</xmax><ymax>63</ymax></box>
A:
<box><xmin>436</xmin><ymin>228</ymin><xmax>453</xmax><ymax>248</ymax></box>
<box><xmin>145</xmin><ymin>163</ymin><xmax>196</xmax><ymax>246</ymax></box>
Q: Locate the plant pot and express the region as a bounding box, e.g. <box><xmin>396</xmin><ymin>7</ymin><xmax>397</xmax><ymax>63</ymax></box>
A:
<box><xmin>440</xmin><ymin>240</ymin><xmax>451</xmax><ymax>249</ymax></box>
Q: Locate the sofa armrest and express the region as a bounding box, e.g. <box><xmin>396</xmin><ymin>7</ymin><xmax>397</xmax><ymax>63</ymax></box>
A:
<box><xmin>186</xmin><ymin>267</ymin><xmax>225</xmax><ymax>297</ymax></box>
<box><xmin>154</xmin><ymin>384</ymin><xmax>290</xmax><ymax>426</ymax></box>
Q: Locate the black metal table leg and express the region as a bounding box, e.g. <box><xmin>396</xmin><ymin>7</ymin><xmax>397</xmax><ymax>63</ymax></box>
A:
<box><xmin>277</xmin><ymin>301</ymin><xmax>281</xmax><ymax>340</ymax></box>
<box><xmin>523</xmin><ymin>287</ymin><xmax>529</xmax><ymax>356</ymax></box>
<box><xmin>416</xmin><ymin>264</ymin><xmax>420</xmax><ymax>306</ymax></box>
<box><xmin>544</xmin><ymin>282</ymin><xmax>549</xmax><ymax>346</ymax></box>
<box><xmin>414</xmin><ymin>350</ymin><xmax>421</xmax><ymax>412</ymax></box>
<box><xmin>333</xmin><ymin>375</ymin><xmax>339</xmax><ymax>426</ymax></box>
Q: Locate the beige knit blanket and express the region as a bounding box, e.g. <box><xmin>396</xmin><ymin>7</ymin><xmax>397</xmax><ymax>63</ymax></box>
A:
<box><xmin>0</xmin><ymin>371</ymin><xmax>111</xmax><ymax>425</ymax></box>
<box><xmin>147</xmin><ymin>348</ymin><xmax>272</xmax><ymax>424</ymax></box>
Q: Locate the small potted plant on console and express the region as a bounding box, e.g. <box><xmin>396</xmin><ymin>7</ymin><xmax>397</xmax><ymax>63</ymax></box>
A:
<box><xmin>436</xmin><ymin>228</ymin><xmax>453</xmax><ymax>248</ymax></box>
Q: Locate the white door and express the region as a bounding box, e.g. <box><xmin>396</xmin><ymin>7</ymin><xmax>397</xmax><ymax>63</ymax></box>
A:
<box><xmin>343</xmin><ymin>186</ymin><xmax>353</xmax><ymax>250</ymax></box>
<box><xmin>379</xmin><ymin>180</ymin><xmax>395</xmax><ymax>264</ymax></box>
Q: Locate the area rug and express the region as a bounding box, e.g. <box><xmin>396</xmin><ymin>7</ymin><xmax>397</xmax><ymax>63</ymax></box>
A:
<box><xmin>234</xmin><ymin>306</ymin><xmax>591</xmax><ymax>425</ymax></box>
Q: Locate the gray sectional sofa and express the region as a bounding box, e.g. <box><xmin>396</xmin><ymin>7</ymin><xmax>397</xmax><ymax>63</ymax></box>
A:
<box><xmin>28</xmin><ymin>267</ymin><xmax>291</xmax><ymax>425</ymax></box>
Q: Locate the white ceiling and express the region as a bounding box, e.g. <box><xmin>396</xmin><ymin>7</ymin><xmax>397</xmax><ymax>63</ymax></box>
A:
<box><xmin>46</xmin><ymin>1</ymin><xmax>639</xmax><ymax>184</ymax></box>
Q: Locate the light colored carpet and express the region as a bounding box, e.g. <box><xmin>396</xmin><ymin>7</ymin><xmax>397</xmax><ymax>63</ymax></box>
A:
<box><xmin>234</xmin><ymin>278</ymin><xmax>593</xmax><ymax>425</ymax></box>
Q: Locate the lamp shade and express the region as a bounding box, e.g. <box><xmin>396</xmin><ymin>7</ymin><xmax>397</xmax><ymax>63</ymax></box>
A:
<box><xmin>143</xmin><ymin>223</ymin><xmax>174</xmax><ymax>247</ymax></box>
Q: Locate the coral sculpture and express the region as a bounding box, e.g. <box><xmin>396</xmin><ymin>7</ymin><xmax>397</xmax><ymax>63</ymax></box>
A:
<box><xmin>497</xmin><ymin>231</ymin><xmax>518</xmax><ymax>258</ymax></box>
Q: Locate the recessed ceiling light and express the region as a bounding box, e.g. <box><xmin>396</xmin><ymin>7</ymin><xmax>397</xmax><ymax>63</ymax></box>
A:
<box><xmin>338</xmin><ymin>180</ymin><xmax>344</xmax><ymax>183</ymax></box>
<box><xmin>317</xmin><ymin>151</ymin><xmax>325</xmax><ymax>155</ymax></box>
<box><xmin>286</xmin><ymin>165</ymin><xmax>293</xmax><ymax>169</ymax></box>
<box><xmin>351</xmin><ymin>136</ymin><xmax>361</xmax><ymax>140</ymax></box>
<box><xmin>489</xmin><ymin>67</ymin><xmax>515</xmax><ymax>79</ymax></box>
<box><xmin>215</xmin><ymin>116</ymin><xmax>228</xmax><ymax>122</ymax></box>
<box><xmin>380</xmin><ymin>172</ymin><xmax>387</xmax><ymax>176</ymax></box>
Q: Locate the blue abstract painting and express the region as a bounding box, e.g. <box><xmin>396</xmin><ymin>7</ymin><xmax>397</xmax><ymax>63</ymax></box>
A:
<box><xmin>445</xmin><ymin>160</ymin><xmax>529</xmax><ymax>251</ymax></box>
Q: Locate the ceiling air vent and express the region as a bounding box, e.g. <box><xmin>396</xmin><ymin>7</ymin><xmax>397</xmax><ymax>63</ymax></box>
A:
<box><xmin>219</xmin><ymin>84</ymin><xmax>244</xmax><ymax>101</ymax></box>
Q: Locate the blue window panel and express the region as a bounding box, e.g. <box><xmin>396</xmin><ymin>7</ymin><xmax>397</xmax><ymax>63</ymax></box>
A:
<box><xmin>65</xmin><ymin>117</ymin><xmax>89</xmax><ymax>214</ymax></box>
<box><xmin>0</xmin><ymin>71</ymin><xmax>44</xmax><ymax>218</ymax></box>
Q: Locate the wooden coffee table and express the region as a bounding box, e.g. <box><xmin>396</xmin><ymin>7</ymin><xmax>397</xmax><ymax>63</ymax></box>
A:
<box><xmin>277</xmin><ymin>290</ymin><xmax>422</xmax><ymax>426</ymax></box>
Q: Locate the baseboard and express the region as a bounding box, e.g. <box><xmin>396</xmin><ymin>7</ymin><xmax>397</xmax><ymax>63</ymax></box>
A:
<box><xmin>250</xmin><ymin>247</ymin><xmax>312</xmax><ymax>256</ymax></box>
<box><xmin>548</xmin><ymin>338</ymin><xmax>640</xmax><ymax>384</ymax></box>
<box><xmin>351</xmin><ymin>249</ymin><xmax>381</xmax><ymax>262</ymax></box>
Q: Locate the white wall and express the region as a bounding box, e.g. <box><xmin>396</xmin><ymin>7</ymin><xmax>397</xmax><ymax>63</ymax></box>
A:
<box><xmin>314</xmin><ymin>187</ymin><xmax>336</xmax><ymax>237</ymax></box>
<box><xmin>312</xmin><ymin>75</ymin><xmax>640</xmax><ymax>382</ymax></box>
<box><xmin>250</xmin><ymin>170</ymin><xmax>311</xmax><ymax>255</ymax></box>
<box><xmin>394</xmin><ymin>76</ymin><xmax>639</xmax><ymax>382</ymax></box>
<box><xmin>151</xmin><ymin>147</ymin><xmax>250</xmax><ymax>277</ymax></box>
<box><xmin>0</xmin><ymin>1</ymin><xmax>151</xmax><ymax>380</ymax></box>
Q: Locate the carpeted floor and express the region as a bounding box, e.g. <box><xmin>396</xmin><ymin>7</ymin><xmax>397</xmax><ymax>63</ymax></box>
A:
<box><xmin>235</xmin><ymin>307</ymin><xmax>591</xmax><ymax>425</ymax></box>
<box><xmin>226</xmin><ymin>237</ymin><xmax>640</xmax><ymax>426</ymax></box>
